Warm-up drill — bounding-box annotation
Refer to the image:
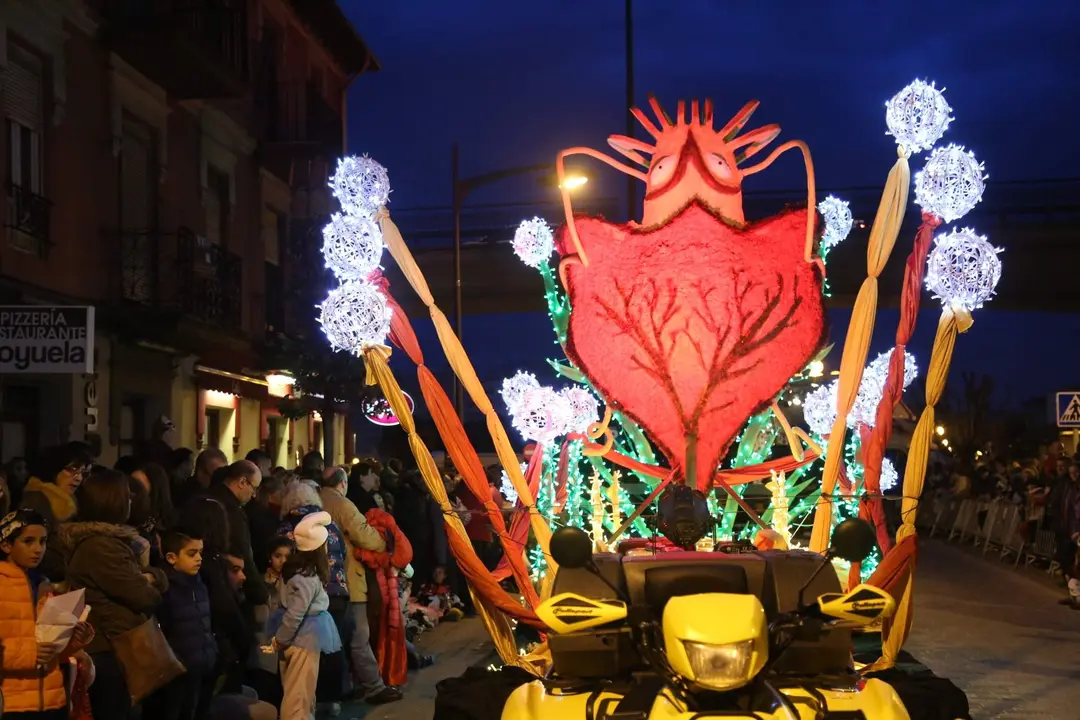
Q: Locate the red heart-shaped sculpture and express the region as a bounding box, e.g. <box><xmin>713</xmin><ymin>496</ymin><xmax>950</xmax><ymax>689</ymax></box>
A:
<box><xmin>556</xmin><ymin>203</ymin><xmax>826</xmax><ymax>490</ymax></box>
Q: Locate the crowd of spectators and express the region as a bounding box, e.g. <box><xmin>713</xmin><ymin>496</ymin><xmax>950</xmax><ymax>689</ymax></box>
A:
<box><xmin>924</xmin><ymin>440</ymin><xmax>1080</xmax><ymax>607</ymax></box>
<box><xmin>0</xmin><ymin>433</ymin><xmax>510</xmax><ymax>720</ymax></box>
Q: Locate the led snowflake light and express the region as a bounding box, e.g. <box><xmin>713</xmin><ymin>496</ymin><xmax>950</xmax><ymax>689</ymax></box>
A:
<box><xmin>803</xmin><ymin>382</ymin><xmax>838</xmax><ymax>437</ymax></box>
<box><xmin>817</xmin><ymin>195</ymin><xmax>853</xmax><ymax>251</ymax></box>
<box><xmin>501</xmin><ymin>371</ymin><xmax>540</xmax><ymax>415</ymax></box>
<box><xmin>848</xmin><ymin>350</ymin><xmax>919</xmax><ymax>429</ymax></box>
<box><xmin>914</xmin><ymin>144</ymin><xmax>987</xmax><ymax>223</ymax></box>
<box><xmin>885</xmin><ymin>80</ymin><xmax>953</xmax><ymax>154</ymax></box>
<box><xmin>880</xmin><ymin>457</ymin><xmax>899</xmax><ymax>493</ymax></box>
<box><xmin>925</xmin><ymin>228</ymin><xmax>1002</xmax><ymax>312</ymax></box>
<box><xmin>512</xmin><ymin>386</ymin><xmax>573</xmax><ymax>444</ymax></box>
<box><xmin>318</xmin><ymin>281</ymin><xmax>392</xmax><ymax>354</ymax></box>
<box><xmin>500</xmin><ymin>462</ymin><xmax>527</xmax><ymax>505</ymax></box>
<box><xmin>511</xmin><ymin>217</ymin><xmax>555</xmax><ymax>268</ymax></box>
<box><xmin>329</xmin><ymin>155</ymin><xmax>390</xmax><ymax>217</ymax></box>
<box><xmin>560</xmin><ymin>386</ymin><xmax>600</xmax><ymax>434</ymax></box>
<box><xmin>321</xmin><ymin>213</ymin><xmax>384</xmax><ymax>281</ymax></box>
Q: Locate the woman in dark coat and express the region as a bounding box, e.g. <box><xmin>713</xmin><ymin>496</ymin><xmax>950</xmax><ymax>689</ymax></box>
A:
<box><xmin>62</xmin><ymin>470</ymin><xmax>168</xmax><ymax>720</ymax></box>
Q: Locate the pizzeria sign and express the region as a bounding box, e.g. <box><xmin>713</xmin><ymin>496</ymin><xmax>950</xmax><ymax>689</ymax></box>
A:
<box><xmin>0</xmin><ymin>306</ymin><xmax>95</xmax><ymax>373</ymax></box>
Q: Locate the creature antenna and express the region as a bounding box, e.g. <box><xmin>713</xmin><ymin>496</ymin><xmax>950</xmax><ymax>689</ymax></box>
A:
<box><xmin>608</xmin><ymin>96</ymin><xmax>782</xmax><ymax>169</ymax></box>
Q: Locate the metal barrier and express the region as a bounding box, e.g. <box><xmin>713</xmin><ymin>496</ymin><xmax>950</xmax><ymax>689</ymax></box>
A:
<box><xmin>937</xmin><ymin>496</ymin><xmax>1061</xmax><ymax>577</ymax></box>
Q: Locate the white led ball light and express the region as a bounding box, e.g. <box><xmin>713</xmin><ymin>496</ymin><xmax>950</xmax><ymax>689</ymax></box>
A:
<box><xmin>318</xmin><ymin>281</ymin><xmax>392</xmax><ymax>354</ymax></box>
<box><xmin>885</xmin><ymin>80</ymin><xmax>953</xmax><ymax>154</ymax></box>
<box><xmin>559</xmin><ymin>386</ymin><xmax>600</xmax><ymax>434</ymax></box>
<box><xmin>880</xmin><ymin>457</ymin><xmax>899</xmax><ymax>493</ymax></box>
<box><xmin>329</xmin><ymin>155</ymin><xmax>391</xmax><ymax>218</ymax></box>
<box><xmin>802</xmin><ymin>382</ymin><xmax>838</xmax><ymax>437</ymax></box>
<box><xmin>914</xmin><ymin>144</ymin><xmax>986</xmax><ymax>223</ymax></box>
<box><xmin>925</xmin><ymin>228</ymin><xmax>1002</xmax><ymax>312</ymax></box>
<box><xmin>817</xmin><ymin>195</ymin><xmax>853</xmax><ymax>251</ymax></box>
<box><xmin>848</xmin><ymin>350</ymin><xmax>919</xmax><ymax>429</ymax></box>
<box><xmin>500</xmin><ymin>462</ymin><xmax>528</xmax><ymax>505</ymax></box>
<box><xmin>501</xmin><ymin>371</ymin><xmax>540</xmax><ymax>416</ymax></box>
<box><xmin>322</xmin><ymin>213</ymin><xmax>384</xmax><ymax>281</ymax></box>
<box><xmin>512</xmin><ymin>217</ymin><xmax>555</xmax><ymax>268</ymax></box>
<box><xmin>512</xmin><ymin>386</ymin><xmax>573</xmax><ymax>444</ymax></box>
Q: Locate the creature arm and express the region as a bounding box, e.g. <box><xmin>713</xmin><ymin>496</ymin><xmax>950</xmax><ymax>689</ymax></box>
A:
<box><xmin>770</xmin><ymin>399</ymin><xmax>822</xmax><ymax>463</ymax></box>
<box><xmin>742</xmin><ymin>140</ymin><xmax>819</xmax><ymax>269</ymax></box>
<box><xmin>557</xmin><ymin>147</ymin><xmax>648</xmax><ymax>269</ymax></box>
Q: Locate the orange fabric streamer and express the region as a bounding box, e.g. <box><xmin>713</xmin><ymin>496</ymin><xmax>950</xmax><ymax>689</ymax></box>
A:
<box><xmin>864</xmin><ymin>534</ymin><xmax>918</xmax><ymax>673</ymax></box>
<box><xmin>850</xmin><ymin>213</ymin><xmax>940</xmax><ymax>588</ymax></box>
<box><xmin>493</xmin><ymin>448</ymin><xmax>544</xmax><ymax>582</ymax></box>
<box><xmin>585</xmin><ymin>440</ymin><xmax>818</xmax><ymax>485</ymax></box>
<box><xmin>375</xmin><ymin>274</ymin><xmax>541</xmax><ymax>612</ymax></box>
<box><xmin>418</xmin><ymin>365</ymin><xmax>540</xmax><ymax>610</ymax></box>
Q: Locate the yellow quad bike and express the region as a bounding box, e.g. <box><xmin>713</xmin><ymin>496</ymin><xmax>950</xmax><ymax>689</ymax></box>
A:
<box><xmin>503</xmin><ymin>518</ymin><xmax>910</xmax><ymax>720</ymax></box>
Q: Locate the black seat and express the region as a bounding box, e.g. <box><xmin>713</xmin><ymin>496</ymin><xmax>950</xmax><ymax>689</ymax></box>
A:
<box><xmin>643</xmin><ymin>564</ymin><xmax>749</xmax><ymax>614</ymax></box>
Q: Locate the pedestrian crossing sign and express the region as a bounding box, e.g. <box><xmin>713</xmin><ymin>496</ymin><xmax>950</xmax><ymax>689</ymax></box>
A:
<box><xmin>1057</xmin><ymin>392</ymin><xmax>1080</xmax><ymax>428</ymax></box>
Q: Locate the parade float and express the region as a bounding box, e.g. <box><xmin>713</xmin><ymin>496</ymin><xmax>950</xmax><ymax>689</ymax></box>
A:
<box><xmin>313</xmin><ymin>79</ymin><xmax>998</xmax><ymax>715</ymax></box>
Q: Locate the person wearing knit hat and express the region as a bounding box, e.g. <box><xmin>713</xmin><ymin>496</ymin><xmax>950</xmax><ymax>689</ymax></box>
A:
<box><xmin>267</xmin><ymin>511</ymin><xmax>342</xmax><ymax>720</ymax></box>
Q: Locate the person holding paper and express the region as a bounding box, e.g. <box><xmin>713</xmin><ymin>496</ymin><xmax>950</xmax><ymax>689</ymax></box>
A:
<box><xmin>0</xmin><ymin>509</ymin><xmax>94</xmax><ymax>718</ymax></box>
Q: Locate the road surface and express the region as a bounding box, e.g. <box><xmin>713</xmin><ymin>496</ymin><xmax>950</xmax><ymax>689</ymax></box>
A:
<box><xmin>906</xmin><ymin>539</ymin><xmax>1080</xmax><ymax>719</ymax></box>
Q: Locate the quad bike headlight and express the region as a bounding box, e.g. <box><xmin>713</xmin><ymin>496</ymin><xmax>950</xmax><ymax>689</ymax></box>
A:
<box><xmin>681</xmin><ymin>639</ymin><xmax>755</xmax><ymax>690</ymax></box>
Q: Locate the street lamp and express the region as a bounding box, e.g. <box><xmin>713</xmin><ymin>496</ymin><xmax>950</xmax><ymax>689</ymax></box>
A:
<box><xmin>450</xmin><ymin>143</ymin><xmax>587</xmax><ymax>421</ymax></box>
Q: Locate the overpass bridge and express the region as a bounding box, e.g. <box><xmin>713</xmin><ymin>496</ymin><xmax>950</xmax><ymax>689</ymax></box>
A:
<box><xmin>381</xmin><ymin>180</ymin><xmax>1080</xmax><ymax>317</ymax></box>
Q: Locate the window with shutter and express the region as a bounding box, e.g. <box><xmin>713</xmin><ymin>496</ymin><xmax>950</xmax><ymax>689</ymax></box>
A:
<box><xmin>120</xmin><ymin>116</ymin><xmax>156</xmax><ymax>230</ymax></box>
<box><xmin>205</xmin><ymin>166</ymin><xmax>229</xmax><ymax>247</ymax></box>
<box><xmin>119</xmin><ymin>116</ymin><xmax>158</xmax><ymax>303</ymax></box>
<box><xmin>263</xmin><ymin>207</ymin><xmax>285</xmax><ymax>332</ymax></box>
<box><xmin>262</xmin><ymin>207</ymin><xmax>280</xmax><ymax>265</ymax></box>
<box><xmin>4</xmin><ymin>44</ymin><xmax>44</xmax><ymax>193</ymax></box>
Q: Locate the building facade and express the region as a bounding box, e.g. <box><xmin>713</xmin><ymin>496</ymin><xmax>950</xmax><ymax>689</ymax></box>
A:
<box><xmin>0</xmin><ymin>0</ymin><xmax>375</xmax><ymax>468</ymax></box>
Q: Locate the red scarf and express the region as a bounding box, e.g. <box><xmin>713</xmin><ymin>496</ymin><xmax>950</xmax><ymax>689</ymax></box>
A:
<box><xmin>356</xmin><ymin>509</ymin><xmax>413</xmax><ymax>687</ymax></box>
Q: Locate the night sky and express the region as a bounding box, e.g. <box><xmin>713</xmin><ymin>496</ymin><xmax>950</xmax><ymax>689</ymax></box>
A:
<box><xmin>339</xmin><ymin>1</ymin><xmax>1080</xmax><ymax>424</ymax></box>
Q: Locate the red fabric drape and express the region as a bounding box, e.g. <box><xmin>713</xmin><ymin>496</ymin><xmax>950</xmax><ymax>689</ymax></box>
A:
<box><xmin>553</xmin><ymin>439</ymin><xmax>570</xmax><ymax>512</ymax></box>
<box><xmin>859</xmin><ymin>213</ymin><xmax>941</xmax><ymax>566</ymax></box>
<box><xmin>586</xmin><ymin>439</ymin><xmax>818</xmax><ymax>486</ymax></box>
<box><xmin>493</xmin><ymin>448</ymin><xmax>544</xmax><ymax>582</ymax></box>
<box><xmin>866</xmin><ymin>534</ymin><xmax>918</xmax><ymax>640</ymax></box>
<box><xmin>417</xmin><ymin>366</ymin><xmax>540</xmax><ymax>610</ymax></box>
<box><xmin>358</xmin><ymin>509</ymin><xmax>414</xmax><ymax>687</ymax></box>
<box><xmin>378</xmin><ymin>279</ymin><xmax>547</xmax><ymax>628</ymax></box>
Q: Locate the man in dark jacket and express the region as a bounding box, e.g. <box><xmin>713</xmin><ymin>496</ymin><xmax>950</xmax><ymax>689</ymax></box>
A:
<box><xmin>175</xmin><ymin>448</ymin><xmax>227</xmax><ymax>507</ymax></box>
<box><xmin>208</xmin><ymin>461</ymin><xmax>268</xmax><ymax>606</ymax></box>
<box><xmin>246</xmin><ymin>472</ymin><xmax>284</xmax><ymax>571</ymax></box>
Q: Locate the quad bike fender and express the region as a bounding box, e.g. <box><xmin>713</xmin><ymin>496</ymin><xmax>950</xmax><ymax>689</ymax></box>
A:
<box><xmin>501</xmin><ymin>680</ymin><xmax>624</xmax><ymax>720</ymax></box>
<box><xmin>502</xmin><ymin>677</ymin><xmax>911</xmax><ymax>720</ymax></box>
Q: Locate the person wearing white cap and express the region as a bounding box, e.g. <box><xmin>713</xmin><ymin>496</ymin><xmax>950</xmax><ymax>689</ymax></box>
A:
<box><xmin>267</xmin><ymin>511</ymin><xmax>342</xmax><ymax>720</ymax></box>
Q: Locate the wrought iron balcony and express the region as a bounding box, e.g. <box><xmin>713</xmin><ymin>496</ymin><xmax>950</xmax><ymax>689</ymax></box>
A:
<box><xmin>177</xmin><ymin>228</ymin><xmax>243</xmax><ymax>329</ymax></box>
<box><xmin>103</xmin><ymin>0</ymin><xmax>249</xmax><ymax>99</ymax></box>
<box><xmin>111</xmin><ymin>227</ymin><xmax>243</xmax><ymax>331</ymax></box>
<box><xmin>4</xmin><ymin>182</ymin><xmax>52</xmax><ymax>258</ymax></box>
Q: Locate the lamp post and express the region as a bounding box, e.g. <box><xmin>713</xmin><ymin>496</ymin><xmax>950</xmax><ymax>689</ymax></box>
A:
<box><xmin>450</xmin><ymin>144</ymin><xmax>587</xmax><ymax>421</ymax></box>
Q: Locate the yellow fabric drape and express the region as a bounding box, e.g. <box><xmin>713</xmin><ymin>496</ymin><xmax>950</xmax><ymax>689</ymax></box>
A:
<box><xmin>879</xmin><ymin>306</ymin><xmax>967</xmax><ymax>665</ymax></box>
<box><xmin>362</xmin><ymin>346</ymin><xmax>528</xmax><ymax>669</ymax></box>
<box><xmin>378</xmin><ymin>212</ymin><xmax>558</xmax><ymax>591</ymax></box>
<box><xmin>810</xmin><ymin>151</ymin><xmax>910</xmax><ymax>553</ymax></box>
